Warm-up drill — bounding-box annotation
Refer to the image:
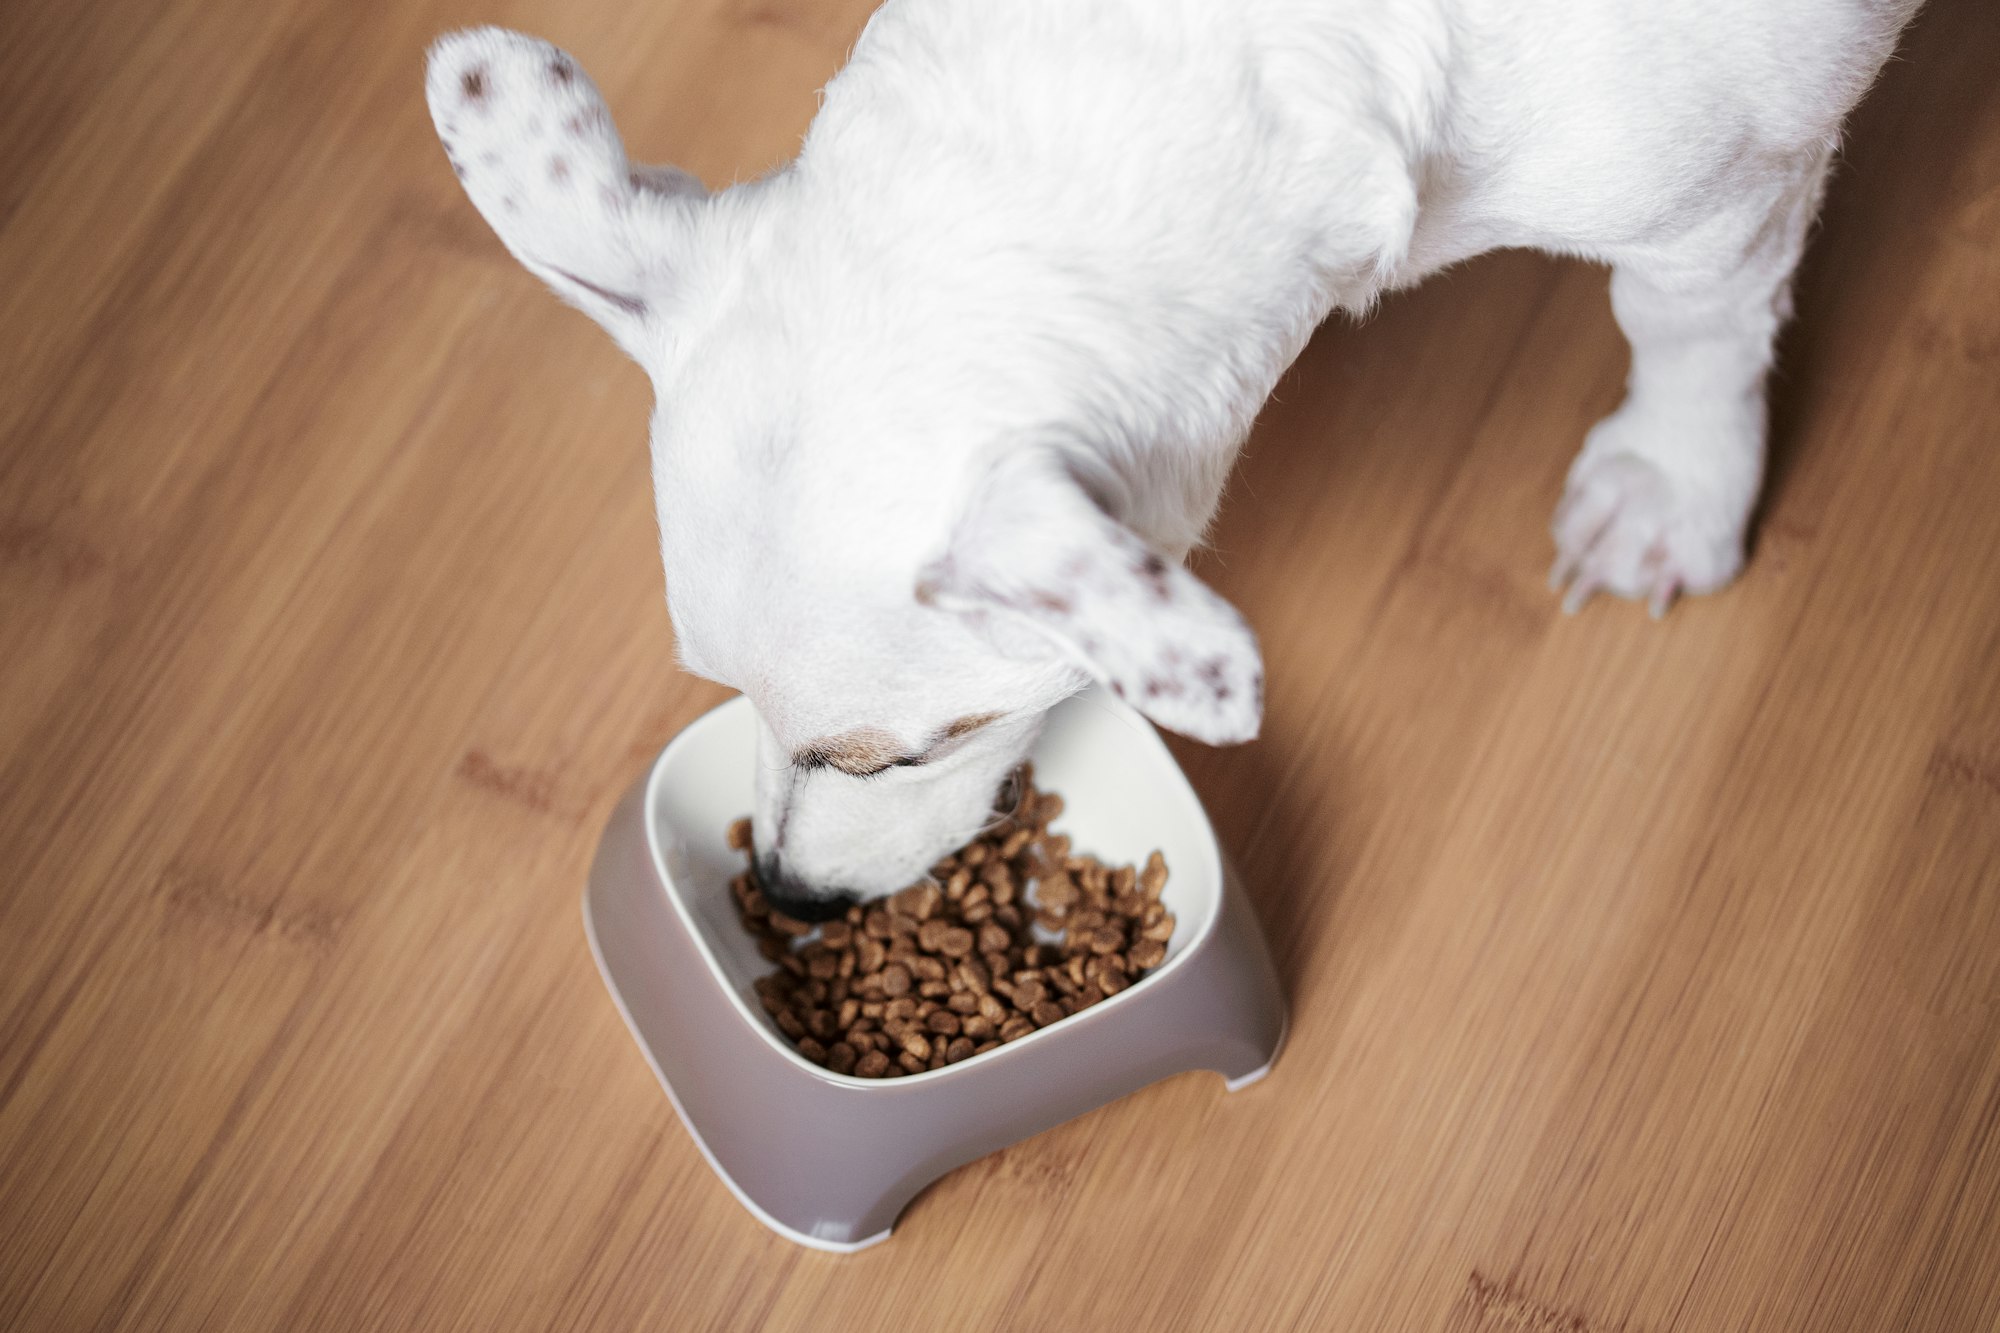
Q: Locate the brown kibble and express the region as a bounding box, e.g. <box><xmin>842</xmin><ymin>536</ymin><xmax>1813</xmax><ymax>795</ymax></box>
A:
<box><xmin>733</xmin><ymin>776</ymin><xmax>1171</xmax><ymax>1067</ymax></box>
<box><xmin>769</xmin><ymin>910</ymin><xmax>813</xmax><ymax>937</ymax></box>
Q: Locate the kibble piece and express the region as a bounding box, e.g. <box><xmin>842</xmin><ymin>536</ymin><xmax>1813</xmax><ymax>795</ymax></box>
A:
<box><xmin>1128</xmin><ymin>938</ymin><xmax>1167</xmax><ymax>970</ymax></box>
<box><xmin>1089</xmin><ymin>925</ymin><xmax>1124</xmax><ymax>955</ymax></box>
<box><xmin>1139</xmin><ymin>851</ymin><xmax>1168</xmax><ymax>898</ymax></box>
<box><xmin>827</xmin><ymin>1042</ymin><xmax>857</xmax><ymax>1074</ymax></box>
<box><xmin>797</xmin><ymin>1037</ymin><xmax>827</xmax><ymax>1064</ymax></box>
<box><xmin>945</xmin><ymin>1036</ymin><xmax>975</xmax><ymax>1063</ymax></box>
<box><xmin>898</xmin><ymin>1051</ymin><xmax>926</xmax><ymax>1074</ymax></box>
<box><xmin>856</xmin><ymin>1050</ymin><xmax>890</xmax><ymax>1078</ymax></box>
<box><xmin>938</xmin><ymin>926</ymin><xmax>975</xmax><ymax>958</ymax></box>
<box><xmin>926</xmin><ymin>1010</ymin><xmax>961</xmax><ymax>1036</ymax></box>
<box><xmin>726</xmin><ymin>817</ymin><xmax>753</xmax><ymax>851</ymax></box>
<box><xmin>880</xmin><ymin>963</ymin><xmax>912</xmax><ymax>998</ymax></box>
<box><xmin>947</xmin><ymin>992</ymin><xmax>980</xmax><ymax>1015</ymax></box>
<box><xmin>999</xmin><ymin>1017</ymin><xmax>1035</xmax><ymax>1042</ymax></box>
<box><xmin>1030</xmin><ymin>1000</ymin><xmax>1065</xmax><ymax>1027</ymax></box>
<box><xmin>900</xmin><ymin>1030</ymin><xmax>933</xmax><ymax>1062</ymax></box>
<box><xmin>962</xmin><ymin>1014</ymin><xmax>994</xmax><ymax>1039</ymax></box>
<box><xmin>820</xmin><ymin>920</ymin><xmax>852</xmax><ymax>949</ymax></box>
<box><xmin>977</xmin><ymin>993</ymin><xmax>1008</xmax><ymax>1023</ymax></box>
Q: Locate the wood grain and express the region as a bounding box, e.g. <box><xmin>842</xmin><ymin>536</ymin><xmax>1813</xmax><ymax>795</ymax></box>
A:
<box><xmin>3</xmin><ymin>1</ymin><xmax>1996</xmax><ymax>1328</ymax></box>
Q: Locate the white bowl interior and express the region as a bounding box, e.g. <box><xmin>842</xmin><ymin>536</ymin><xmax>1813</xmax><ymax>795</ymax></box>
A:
<box><xmin>645</xmin><ymin>690</ymin><xmax>1223</xmax><ymax>1072</ymax></box>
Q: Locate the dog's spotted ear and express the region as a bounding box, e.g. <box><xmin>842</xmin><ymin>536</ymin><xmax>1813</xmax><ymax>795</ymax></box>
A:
<box><xmin>919</xmin><ymin>451</ymin><xmax>1263</xmax><ymax>745</ymax></box>
<box><xmin>426</xmin><ymin>28</ymin><xmax>705</xmax><ymax>359</ymax></box>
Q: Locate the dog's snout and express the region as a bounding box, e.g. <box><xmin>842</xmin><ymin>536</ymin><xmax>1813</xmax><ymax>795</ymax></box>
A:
<box><xmin>755</xmin><ymin>849</ymin><xmax>857</xmax><ymax>924</ymax></box>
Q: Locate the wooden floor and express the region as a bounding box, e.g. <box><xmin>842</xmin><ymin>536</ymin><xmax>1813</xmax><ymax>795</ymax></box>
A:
<box><xmin>3</xmin><ymin>0</ymin><xmax>1997</xmax><ymax>1328</ymax></box>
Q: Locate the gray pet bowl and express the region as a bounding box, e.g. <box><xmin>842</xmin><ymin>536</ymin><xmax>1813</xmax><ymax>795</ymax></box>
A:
<box><xmin>583</xmin><ymin>687</ymin><xmax>1287</xmax><ymax>1251</ymax></box>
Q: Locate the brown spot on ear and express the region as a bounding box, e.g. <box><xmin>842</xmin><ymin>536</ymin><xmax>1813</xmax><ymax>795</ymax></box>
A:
<box><xmin>1029</xmin><ymin>590</ymin><xmax>1073</xmax><ymax>616</ymax></box>
<box><xmin>1138</xmin><ymin>552</ymin><xmax>1172</xmax><ymax>601</ymax></box>
<box><xmin>1111</xmin><ymin>681</ymin><xmax>1127</xmax><ymax>698</ymax></box>
<box><xmin>461</xmin><ymin>66</ymin><xmax>487</xmax><ymax>100</ymax></box>
<box><xmin>1143</xmin><ymin>676</ymin><xmax>1182</xmax><ymax>699</ymax></box>
<box><xmin>548</xmin><ymin>56</ymin><xmax>574</xmax><ymax>84</ymax></box>
<box><xmin>1197</xmin><ymin>656</ymin><xmax>1230</xmax><ymax>687</ymax></box>
<box><xmin>549</xmin><ymin>155</ymin><xmax>570</xmax><ymax>182</ymax></box>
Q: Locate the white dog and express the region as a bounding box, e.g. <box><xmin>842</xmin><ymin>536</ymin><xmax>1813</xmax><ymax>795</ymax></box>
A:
<box><xmin>426</xmin><ymin>0</ymin><xmax>1918</xmax><ymax>915</ymax></box>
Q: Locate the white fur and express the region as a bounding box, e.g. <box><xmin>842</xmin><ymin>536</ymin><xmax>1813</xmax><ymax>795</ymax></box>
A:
<box><xmin>426</xmin><ymin>0</ymin><xmax>1917</xmax><ymax>903</ymax></box>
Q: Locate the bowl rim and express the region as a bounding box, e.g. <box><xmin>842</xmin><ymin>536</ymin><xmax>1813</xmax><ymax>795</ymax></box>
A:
<box><xmin>640</xmin><ymin>689</ymin><xmax>1226</xmax><ymax>1089</ymax></box>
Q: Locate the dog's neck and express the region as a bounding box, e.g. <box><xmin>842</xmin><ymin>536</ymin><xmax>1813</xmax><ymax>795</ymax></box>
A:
<box><xmin>746</xmin><ymin>0</ymin><xmax>1445</xmax><ymax>554</ymax></box>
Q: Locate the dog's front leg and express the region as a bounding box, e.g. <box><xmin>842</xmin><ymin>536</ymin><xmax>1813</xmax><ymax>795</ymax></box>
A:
<box><xmin>1550</xmin><ymin>145</ymin><xmax>1837</xmax><ymax>616</ymax></box>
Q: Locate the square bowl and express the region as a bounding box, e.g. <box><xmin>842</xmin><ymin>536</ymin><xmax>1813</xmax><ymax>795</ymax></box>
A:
<box><xmin>583</xmin><ymin>687</ymin><xmax>1286</xmax><ymax>1251</ymax></box>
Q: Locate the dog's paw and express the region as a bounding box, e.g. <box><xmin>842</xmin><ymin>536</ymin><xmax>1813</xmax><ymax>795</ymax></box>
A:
<box><xmin>1549</xmin><ymin>449</ymin><xmax>1746</xmax><ymax>618</ymax></box>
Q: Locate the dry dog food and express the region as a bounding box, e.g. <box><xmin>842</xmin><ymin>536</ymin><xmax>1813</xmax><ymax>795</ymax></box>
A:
<box><xmin>728</xmin><ymin>770</ymin><xmax>1174</xmax><ymax>1077</ymax></box>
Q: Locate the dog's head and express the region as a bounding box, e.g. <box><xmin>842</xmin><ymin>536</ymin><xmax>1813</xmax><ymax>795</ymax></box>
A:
<box><xmin>427</xmin><ymin>29</ymin><xmax>1262</xmax><ymax>915</ymax></box>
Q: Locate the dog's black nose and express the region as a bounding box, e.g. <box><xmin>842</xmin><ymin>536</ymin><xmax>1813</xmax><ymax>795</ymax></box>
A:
<box><xmin>755</xmin><ymin>851</ymin><xmax>857</xmax><ymax>923</ymax></box>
